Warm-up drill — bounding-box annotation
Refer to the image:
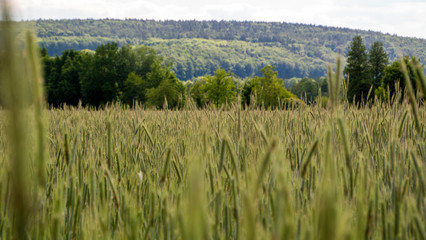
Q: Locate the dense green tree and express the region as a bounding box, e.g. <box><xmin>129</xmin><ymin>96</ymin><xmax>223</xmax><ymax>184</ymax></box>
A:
<box><xmin>290</xmin><ymin>78</ymin><xmax>318</xmax><ymax>103</ymax></box>
<box><xmin>284</xmin><ymin>77</ymin><xmax>299</xmax><ymax>89</ymax></box>
<box><xmin>57</xmin><ymin>55</ymin><xmax>83</xmax><ymax>105</ymax></box>
<box><xmin>189</xmin><ymin>79</ymin><xmax>208</xmax><ymax>108</ymax></box>
<box><xmin>41</xmin><ymin>43</ymin><xmax>186</xmax><ymax>107</ymax></box>
<box><xmin>344</xmin><ymin>36</ymin><xmax>371</xmax><ymax>103</ymax></box>
<box><xmin>81</xmin><ymin>43</ymin><xmax>122</xmax><ymax>106</ymax></box>
<box><xmin>43</xmin><ymin>49</ymin><xmax>85</xmax><ymax>106</ymax></box>
<box><xmin>146</xmin><ymin>76</ymin><xmax>186</xmax><ymax>109</ymax></box>
<box><xmin>123</xmin><ymin>45</ymin><xmax>174</xmax><ymax>103</ymax></box>
<box><xmin>381</xmin><ymin>60</ymin><xmax>403</xmax><ymax>96</ymax></box>
<box><xmin>121</xmin><ymin>72</ymin><xmax>145</xmax><ymax>106</ymax></box>
<box><xmin>368</xmin><ymin>41</ymin><xmax>388</xmax><ymax>90</ymax></box>
<box><xmin>380</xmin><ymin>56</ymin><xmax>421</xmax><ymax>99</ymax></box>
<box><xmin>251</xmin><ymin>65</ymin><xmax>295</xmax><ymax>108</ymax></box>
<box><xmin>133</xmin><ymin>46</ymin><xmax>168</xmax><ymax>89</ymax></box>
<box><xmin>204</xmin><ymin>69</ymin><xmax>237</xmax><ymax>107</ymax></box>
<box><xmin>318</xmin><ymin>77</ymin><xmax>328</xmax><ymax>96</ymax></box>
<box><xmin>41</xmin><ymin>47</ymin><xmax>53</xmax><ymax>84</ymax></box>
<box><xmin>241</xmin><ymin>79</ymin><xmax>255</xmax><ymax>107</ymax></box>
<box><xmin>78</xmin><ymin>44</ymin><xmax>173</xmax><ymax>107</ymax></box>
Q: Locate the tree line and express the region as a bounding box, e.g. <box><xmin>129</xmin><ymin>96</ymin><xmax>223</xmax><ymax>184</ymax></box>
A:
<box><xmin>287</xmin><ymin>36</ymin><xmax>425</xmax><ymax>105</ymax></box>
<box><xmin>41</xmin><ymin>43</ymin><xmax>301</xmax><ymax>109</ymax></box>
<box><xmin>42</xmin><ymin>43</ymin><xmax>186</xmax><ymax>108</ymax></box>
<box><xmin>344</xmin><ymin>36</ymin><xmax>424</xmax><ymax>103</ymax></box>
<box><xmin>189</xmin><ymin>66</ymin><xmax>298</xmax><ymax>109</ymax></box>
<box><xmin>40</xmin><ymin>37</ymin><xmax>424</xmax><ymax>109</ymax></box>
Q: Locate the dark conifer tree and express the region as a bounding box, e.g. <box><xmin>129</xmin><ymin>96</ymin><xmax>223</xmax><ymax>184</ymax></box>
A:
<box><xmin>344</xmin><ymin>36</ymin><xmax>370</xmax><ymax>103</ymax></box>
<box><xmin>368</xmin><ymin>41</ymin><xmax>388</xmax><ymax>90</ymax></box>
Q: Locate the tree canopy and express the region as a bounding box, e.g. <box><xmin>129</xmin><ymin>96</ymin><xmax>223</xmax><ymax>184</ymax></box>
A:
<box><xmin>204</xmin><ymin>69</ymin><xmax>237</xmax><ymax>107</ymax></box>
<box><xmin>290</xmin><ymin>78</ymin><xmax>321</xmax><ymax>103</ymax></box>
<box><xmin>244</xmin><ymin>66</ymin><xmax>296</xmax><ymax>108</ymax></box>
<box><xmin>379</xmin><ymin>56</ymin><xmax>423</xmax><ymax>100</ymax></box>
<box><xmin>42</xmin><ymin>44</ymin><xmax>186</xmax><ymax>108</ymax></box>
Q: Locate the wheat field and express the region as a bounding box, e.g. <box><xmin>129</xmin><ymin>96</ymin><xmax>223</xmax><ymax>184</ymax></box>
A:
<box><xmin>0</xmin><ymin>102</ymin><xmax>425</xmax><ymax>239</ymax></box>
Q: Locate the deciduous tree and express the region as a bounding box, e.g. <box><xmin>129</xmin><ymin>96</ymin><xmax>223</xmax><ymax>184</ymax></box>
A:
<box><xmin>251</xmin><ymin>65</ymin><xmax>295</xmax><ymax>108</ymax></box>
<box><xmin>146</xmin><ymin>75</ymin><xmax>186</xmax><ymax>109</ymax></box>
<box><xmin>204</xmin><ymin>69</ymin><xmax>236</xmax><ymax>107</ymax></box>
<box><xmin>122</xmin><ymin>72</ymin><xmax>145</xmax><ymax>106</ymax></box>
<box><xmin>381</xmin><ymin>56</ymin><xmax>422</xmax><ymax>99</ymax></box>
<box><xmin>189</xmin><ymin>78</ymin><xmax>208</xmax><ymax>108</ymax></box>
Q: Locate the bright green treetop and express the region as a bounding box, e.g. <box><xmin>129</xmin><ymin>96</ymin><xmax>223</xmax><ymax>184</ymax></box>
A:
<box><xmin>251</xmin><ymin>65</ymin><xmax>295</xmax><ymax>108</ymax></box>
<box><xmin>204</xmin><ymin>69</ymin><xmax>237</xmax><ymax>107</ymax></box>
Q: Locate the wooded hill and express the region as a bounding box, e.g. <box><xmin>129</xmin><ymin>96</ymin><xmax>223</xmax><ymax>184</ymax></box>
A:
<box><xmin>33</xmin><ymin>19</ymin><xmax>426</xmax><ymax>80</ymax></box>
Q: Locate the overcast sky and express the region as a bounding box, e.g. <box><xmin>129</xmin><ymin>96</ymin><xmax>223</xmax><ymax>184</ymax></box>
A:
<box><xmin>10</xmin><ymin>0</ymin><xmax>426</xmax><ymax>39</ymax></box>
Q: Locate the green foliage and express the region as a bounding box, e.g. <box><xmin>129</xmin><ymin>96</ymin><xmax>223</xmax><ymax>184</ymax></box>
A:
<box><xmin>241</xmin><ymin>79</ymin><xmax>255</xmax><ymax>107</ymax></box>
<box><xmin>145</xmin><ymin>38</ymin><xmax>327</xmax><ymax>80</ymax></box>
<box><xmin>204</xmin><ymin>69</ymin><xmax>237</xmax><ymax>107</ymax></box>
<box><xmin>290</xmin><ymin>78</ymin><xmax>319</xmax><ymax>103</ymax></box>
<box><xmin>319</xmin><ymin>76</ymin><xmax>329</xmax><ymax>96</ymax></box>
<box><xmin>374</xmin><ymin>85</ymin><xmax>388</xmax><ymax>102</ymax></box>
<box><xmin>284</xmin><ymin>77</ymin><xmax>300</xmax><ymax>89</ymax></box>
<box><xmin>344</xmin><ymin>36</ymin><xmax>371</xmax><ymax>103</ymax></box>
<box><xmin>382</xmin><ymin>60</ymin><xmax>404</xmax><ymax>97</ymax></box>
<box><xmin>80</xmin><ymin>42</ymin><xmax>122</xmax><ymax>106</ymax></box>
<box><xmin>146</xmin><ymin>76</ymin><xmax>186</xmax><ymax>109</ymax></box>
<box><xmin>42</xmin><ymin>43</ymin><xmax>184</xmax><ymax>107</ymax></box>
<box><xmin>23</xmin><ymin>21</ymin><xmax>426</xmax><ymax>109</ymax></box>
<box><xmin>250</xmin><ymin>65</ymin><xmax>296</xmax><ymax>108</ymax></box>
<box><xmin>368</xmin><ymin>41</ymin><xmax>388</xmax><ymax>89</ymax></box>
<box><xmin>189</xmin><ymin>78</ymin><xmax>208</xmax><ymax>108</ymax></box>
<box><xmin>43</xmin><ymin>49</ymin><xmax>85</xmax><ymax>106</ymax></box>
<box><xmin>317</xmin><ymin>96</ymin><xmax>329</xmax><ymax>108</ymax></box>
<box><xmin>122</xmin><ymin>72</ymin><xmax>145</xmax><ymax>106</ymax></box>
<box><xmin>33</xmin><ymin>19</ymin><xmax>426</xmax><ymax>80</ymax></box>
<box><xmin>381</xmin><ymin>56</ymin><xmax>424</xmax><ymax>100</ymax></box>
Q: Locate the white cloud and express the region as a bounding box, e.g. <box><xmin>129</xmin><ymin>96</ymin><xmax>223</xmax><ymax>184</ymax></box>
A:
<box><xmin>9</xmin><ymin>0</ymin><xmax>426</xmax><ymax>39</ymax></box>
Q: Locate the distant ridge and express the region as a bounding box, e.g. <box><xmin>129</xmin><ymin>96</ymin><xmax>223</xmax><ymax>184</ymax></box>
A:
<box><xmin>34</xmin><ymin>19</ymin><xmax>426</xmax><ymax>80</ymax></box>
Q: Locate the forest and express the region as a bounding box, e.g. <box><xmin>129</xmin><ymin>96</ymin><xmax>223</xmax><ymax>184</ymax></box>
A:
<box><xmin>40</xmin><ymin>35</ymin><xmax>424</xmax><ymax>108</ymax></box>
<box><xmin>33</xmin><ymin>19</ymin><xmax>426</xmax><ymax>81</ymax></box>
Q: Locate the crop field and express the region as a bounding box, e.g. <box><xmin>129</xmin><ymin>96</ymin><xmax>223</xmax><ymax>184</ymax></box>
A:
<box><xmin>0</xmin><ymin>102</ymin><xmax>425</xmax><ymax>239</ymax></box>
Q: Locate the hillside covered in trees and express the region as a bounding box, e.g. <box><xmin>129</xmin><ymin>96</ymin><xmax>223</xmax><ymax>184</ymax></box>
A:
<box><xmin>33</xmin><ymin>19</ymin><xmax>426</xmax><ymax>81</ymax></box>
